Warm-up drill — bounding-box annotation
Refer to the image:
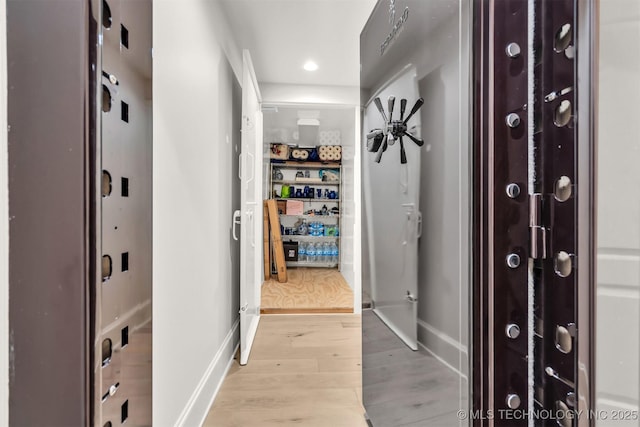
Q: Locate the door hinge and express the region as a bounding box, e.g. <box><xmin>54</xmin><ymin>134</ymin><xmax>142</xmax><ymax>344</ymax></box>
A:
<box><xmin>529</xmin><ymin>193</ymin><xmax>548</xmax><ymax>259</ymax></box>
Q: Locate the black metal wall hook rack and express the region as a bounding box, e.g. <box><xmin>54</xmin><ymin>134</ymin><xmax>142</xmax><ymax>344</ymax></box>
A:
<box><xmin>367</xmin><ymin>96</ymin><xmax>424</xmax><ymax>164</ymax></box>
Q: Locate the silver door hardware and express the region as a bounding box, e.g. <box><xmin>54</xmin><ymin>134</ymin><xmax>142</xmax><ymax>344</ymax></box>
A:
<box><xmin>505</xmin><ymin>183</ymin><xmax>521</xmax><ymax>199</ymax></box>
<box><xmin>529</xmin><ymin>193</ymin><xmax>548</xmax><ymax>259</ymax></box>
<box><xmin>239</xmin><ymin>303</ymin><xmax>249</xmax><ymax>313</ymax></box>
<box><xmin>102</xmin><ymin>70</ymin><xmax>119</xmax><ymax>85</ymax></box>
<box><xmin>506</xmin><ymin>394</ymin><xmax>521</xmax><ymax>409</ymax></box>
<box><xmin>505</xmin><ymin>42</ymin><xmax>521</xmax><ymax>58</ymax></box>
<box><xmin>232</xmin><ymin>210</ymin><xmax>241</xmax><ymax>241</ymax></box>
<box><xmin>405</xmin><ymin>291</ymin><xmax>418</xmax><ymax>303</ymax></box>
<box><xmin>506</xmin><ymin>253</ymin><xmax>521</xmax><ymax>269</ymax></box>
<box><xmin>505</xmin><ymin>323</ymin><xmax>521</xmax><ymax>339</ymax></box>
<box><xmin>101</xmin><ymin>382</ymin><xmax>120</xmax><ymax>402</ymax></box>
<box><xmin>544</xmin><ymin>86</ymin><xmax>573</xmax><ymax>103</ymax></box>
<box><xmin>366</xmin><ymin>96</ymin><xmax>425</xmax><ymax>164</ymax></box>
<box><xmin>545</xmin><ymin>366</ymin><xmax>575</xmax><ymax>389</ymax></box>
<box><xmin>505</xmin><ymin>112</ymin><xmax>521</xmax><ymax>128</ymax></box>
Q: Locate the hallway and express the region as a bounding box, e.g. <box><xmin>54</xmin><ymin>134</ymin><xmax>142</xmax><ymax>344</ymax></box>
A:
<box><xmin>203</xmin><ymin>314</ymin><xmax>366</xmax><ymax>427</ymax></box>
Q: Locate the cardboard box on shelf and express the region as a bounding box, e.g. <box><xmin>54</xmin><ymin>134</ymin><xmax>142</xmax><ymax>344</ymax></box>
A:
<box><xmin>286</xmin><ymin>200</ymin><xmax>304</xmax><ymax>215</ymax></box>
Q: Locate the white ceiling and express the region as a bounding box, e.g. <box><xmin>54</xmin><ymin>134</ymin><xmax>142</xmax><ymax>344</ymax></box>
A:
<box><xmin>219</xmin><ymin>0</ymin><xmax>379</xmax><ymax>87</ymax></box>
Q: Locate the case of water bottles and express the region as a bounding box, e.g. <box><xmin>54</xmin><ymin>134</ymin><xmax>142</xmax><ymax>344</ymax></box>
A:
<box><xmin>297</xmin><ymin>240</ymin><xmax>339</xmax><ymax>265</ymax></box>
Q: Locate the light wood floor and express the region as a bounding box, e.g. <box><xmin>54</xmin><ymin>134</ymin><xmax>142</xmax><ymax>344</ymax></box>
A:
<box><xmin>203</xmin><ymin>314</ymin><xmax>367</xmax><ymax>427</ymax></box>
<box><xmin>261</xmin><ymin>268</ymin><xmax>354</xmax><ymax>314</ymax></box>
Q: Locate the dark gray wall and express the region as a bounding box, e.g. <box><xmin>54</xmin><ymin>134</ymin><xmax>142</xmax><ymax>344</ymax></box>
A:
<box><xmin>7</xmin><ymin>1</ymin><xmax>92</xmax><ymax>425</ymax></box>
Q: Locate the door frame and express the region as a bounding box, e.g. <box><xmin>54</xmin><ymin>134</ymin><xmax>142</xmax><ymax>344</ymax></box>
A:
<box><xmin>239</xmin><ymin>49</ymin><xmax>264</xmax><ymax>366</ymax></box>
<box><xmin>259</xmin><ymin>101</ymin><xmax>363</xmax><ymax>315</ymax></box>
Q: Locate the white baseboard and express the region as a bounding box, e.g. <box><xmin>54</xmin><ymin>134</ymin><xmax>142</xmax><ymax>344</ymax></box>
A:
<box><xmin>417</xmin><ymin>318</ymin><xmax>467</xmax><ymax>379</ymax></box>
<box><xmin>175</xmin><ymin>319</ymin><xmax>240</xmax><ymax>427</ymax></box>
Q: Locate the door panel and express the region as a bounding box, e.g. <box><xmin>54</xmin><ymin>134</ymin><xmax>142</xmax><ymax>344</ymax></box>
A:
<box><xmin>239</xmin><ymin>50</ymin><xmax>263</xmax><ymax>366</ymax></box>
<box><xmin>596</xmin><ymin>0</ymin><xmax>640</xmax><ymax>419</ymax></box>
<box><xmin>362</xmin><ymin>66</ymin><xmax>421</xmax><ymax>350</ymax></box>
<box><xmin>361</xmin><ymin>1</ymin><xmax>472</xmax><ymax>426</ymax></box>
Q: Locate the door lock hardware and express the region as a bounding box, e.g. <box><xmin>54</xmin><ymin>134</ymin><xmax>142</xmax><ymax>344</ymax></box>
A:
<box><xmin>102</xmin><ymin>70</ymin><xmax>119</xmax><ymax>85</ymax></box>
<box><xmin>232</xmin><ymin>210</ymin><xmax>241</xmax><ymax>241</ymax></box>
<box><xmin>505</xmin><ymin>42</ymin><xmax>521</xmax><ymax>58</ymax></box>
<box><xmin>506</xmin><ymin>253</ymin><xmax>521</xmax><ymax>269</ymax></box>
<box><xmin>505</xmin><ymin>323</ymin><xmax>521</xmax><ymax>339</ymax></box>
<box><xmin>367</xmin><ymin>96</ymin><xmax>425</xmax><ymax>164</ymax></box>
<box><xmin>505</xmin><ymin>113</ymin><xmax>521</xmax><ymax>128</ymax></box>
<box><xmin>545</xmin><ymin>366</ymin><xmax>575</xmax><ymax>389</ymax></box>
<box><xmin>506</xmin><ymin>183</ymin><xmax>521</xmax><ymax>199</ymax></box>
<box><xmin>405</xmin><ymin>291</ymin><xmax>418</xmax><ymax>303</ymax></box>
<box><xmin>506</xmin><ymin>393</ymin><xmax>521</xmax><ymax>409</ymax></box>
<box><xmin>529</xmin><ymin>193</ymin><xmax>548</xmax><ymax>259</ymax></box>
<box><xmin>101</xmin><ymin>382</ymin><xmax>120</xmax><ymax>402</ymax></box>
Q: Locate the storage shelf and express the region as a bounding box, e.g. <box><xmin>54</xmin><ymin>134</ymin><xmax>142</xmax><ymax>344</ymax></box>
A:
<box><xmin>275</xmin><ymin>198</ymin><xmax>340</xmax><ymax>203</ymax></box>
<box><xmin>282</xmin><ymin>235</ymin><xmax>340</xmax><ymax>240</ymax></box>
<box><xmin>280</xmin><ymin>214</ymin><xmax>340</xmax><ymax>219</ymax></box>
<box><xmin>272</xmin><ymin>180</ymin><xmax>339</xmax><ymax>186</ymax></box>
<box><xmin>285</xmin><ymin>261</ymin><xmax>339</xmax><ymax>268</ymax></box>
<box><xmin>271</xmin><ymin>161</ymin><xmax>341</xmax><ymax>168</ymax></box>
<box><xmin>270</xmin><ymin>159</ymin><xmax>342</xmax><ymax>270</ymax></box>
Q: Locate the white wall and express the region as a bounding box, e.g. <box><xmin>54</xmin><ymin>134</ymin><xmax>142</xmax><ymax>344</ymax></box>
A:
<box><xmin>0</xmin><ymin>0</ymin><xmax>8</xmax><ymax>423</ymax></box>
<box><xmin>596</xmin><ymin>0</ymin><xmax>640</xmax><ymax>416</ymax></box>
<box><xmin>153</xmin><ymin>0</ymin><xmax>243</xmax><ymax>425</ymax></box>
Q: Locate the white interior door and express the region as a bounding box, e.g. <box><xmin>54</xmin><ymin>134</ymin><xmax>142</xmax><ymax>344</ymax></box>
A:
<box><xmin>596</xmin><ymin>3</ymin><xmax>640</xmax><ymax>415</ymax></box>
<box><xmin>238</xmin><ymin>50</ymin><xmax>263</xmax><ymax>365</ymax></box>
<box><xmin>362</xmin><ymin>67</ymin><xmax>421</xmax><ymax>350</ymax></box>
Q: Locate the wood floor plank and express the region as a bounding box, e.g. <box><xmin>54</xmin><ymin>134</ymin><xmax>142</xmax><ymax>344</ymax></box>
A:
<box><xmin>229</xmin><ymin>359</ymin><xmax>319</xmax><ymax>375</ymax></box>
<box><xmin>317</xmin><ymin>357</ymin><xmax>362</xmax><ymax>373</ymax></box>
<box><xmin>248</xmin><ymin>344</ymin><xmax>361</xmax><ymax>361</ymax></box>
<box><xmin>219</xmin><ymin>371</ymin><xmax>362</xmax><ymax>391</ymax></box>
<box><xmin>203</xmin><ymin>314</ymin><xmax>366</xmax><ymax>426</ymax></box>
<box><xmin>203</xmin><ymin>407</ymin><xmax>368</xmax><ymax>427</ymax></box>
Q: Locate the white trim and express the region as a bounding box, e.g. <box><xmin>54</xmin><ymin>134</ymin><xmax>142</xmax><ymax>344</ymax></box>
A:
<box><xmin>373</xmin><ymin>308</ymin><xmax>418</xmax><ymax>350</ymax></box>
<box><xmin>417</xmin><ymin>318</ymin><xmax>468</xmax><ymax>353</ymax></box>
<box><xmin>596</xmin><ymin>397</ymin><xmax>640</xmax><ymax>412</ymax></box>
<box><xmin>353</xmin><ymin>105</ymin><xmax>363</xmax><ymax>315</ymax></box>
<box><xmin>240</xmin><ymin>314</ymin><xmax>260</xmax><ymax>365</ymax></box>
<box><xmin>417</xmin><ymin>340</ymin><xmax>467</xmax><ymax>380</ymax></box>
<box><xmin>175</xmin><ymin>320</ymin><xmax>240</xmax><ymax>427</ymax></box>
<box><xmin>243</xmin><ymin>50</ymin><xmax>262</xmax><ymax>103</ymax></box>
<box><xmin>416</xmin><ymin>319</ymin><xmax>468</xmax><ymax>380</ymax></box>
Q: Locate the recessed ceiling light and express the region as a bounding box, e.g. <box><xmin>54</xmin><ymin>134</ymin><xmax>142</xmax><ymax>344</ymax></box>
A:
<box><xmin>303</xmin><ymin>61</ymin><xmax>318</xmax><ymax>71</ymax></box>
